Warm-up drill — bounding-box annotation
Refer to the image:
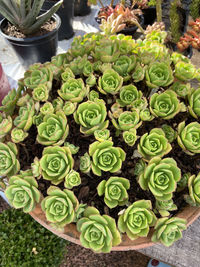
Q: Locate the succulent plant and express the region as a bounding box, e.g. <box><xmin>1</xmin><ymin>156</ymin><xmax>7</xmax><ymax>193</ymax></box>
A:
<box><xmin>118</xmin><ymin>200</ymin><xmax>157</xmax><ymax>240</ymax></box>
<box><xmin>37</xmin><ymin>110</ymin><xmax>69</xmax><ymax>146</ymax></box>
<box><xmin>151</xmin><ymin>217</ymin><xmax>187</xmax><ymax>246</ymax></box>
<box><xmin>97</xmin><ymin>176</ymin><xmax>130</xmax><ymax>208</ymax></box>
<box><xmin>177</xmin><ymin>121</ymin><xmax>200</xmax><ymax>155</ymax></box>
<box><xmin>89</xmin><ymin>140</ymin><xmax>126</xmax><ymax>176</ymax></box>
<box><xmin>5</xmin><ymin>170</ymin><xmax>41</xmax><ymax>212</ymax></box>
<box><xmin>2</xmin><ymin>32</ymin><xmax>200</xmax><ymax>251</ymax></box>
<box><xmin>74</xmin><ymin>99</ymin><xmax>109</xmax><ymax>135</ymax></box>
<box><xmin>0</xmin><ymin>0</ymin><xmax>63</xmax><ymax>35</ymax></box>
<box><xmin>64</xmin><ymin>170</ymin><xmax>81</xmax><ymax>189</ymax></box>
<box><xmin>138</xmin><ymin>128</ymin><xmax>172</xmax><ymax>161</ymax></box>
<box><xmin>139</xmin><ymin>157</ymin><xmax>181</xmax><ymax>201</ymax></box>
<box><xmin>77</xmin><ymin>206</ymin><xmax>121</xmax><ymax>253</ymax></box>
<box><xmin>150</xmin><ymin>90</ymin><xmax>181</xmax><ymax>120</ymax></box>
<box><xmin>41</xmin><ymin>186</ymin><xmax>79</xmax><ymax>227</ymax></box>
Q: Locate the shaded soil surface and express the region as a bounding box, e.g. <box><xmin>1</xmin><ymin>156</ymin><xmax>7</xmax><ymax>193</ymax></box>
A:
<box><xmin>60</xmin><ymin>242</ymin><xmax>150</xmax><ymax>267</ymax></box>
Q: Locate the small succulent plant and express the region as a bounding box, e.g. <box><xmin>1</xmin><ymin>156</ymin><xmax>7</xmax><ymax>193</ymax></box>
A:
<box><xmin>1</xmin><ymin>31</ymin><xmax>200</xmax><ymax>252</ymax></box>
<box><xmin>0</xmin><ymin>0</ymin><xmax>63</xmax><ymax>35</ymax></box>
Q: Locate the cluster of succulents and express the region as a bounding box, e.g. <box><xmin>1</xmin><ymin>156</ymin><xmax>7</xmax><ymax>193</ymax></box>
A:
<box><xmin>1</xmin><ymin>31</ymin><xmax>200</xmax><ymax>252</ymax></box>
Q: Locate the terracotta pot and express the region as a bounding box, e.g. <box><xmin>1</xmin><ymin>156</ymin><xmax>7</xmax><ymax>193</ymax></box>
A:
<box><xmin>30</xmin><ymin>204</ymin><xmax>200</xmax><ymax>250</ymax></box>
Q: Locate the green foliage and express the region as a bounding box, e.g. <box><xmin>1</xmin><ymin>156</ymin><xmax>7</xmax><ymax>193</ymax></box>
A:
<box><xmin>111</xmin><ymin>110</ymin><xmax>141</xmax><ymax>131</ymax></box>
<box><xmin>63</xmin><ymin>101</ymin><xmax>77</xmax><ymax>116</ymax></box>
<box><xmin>175</xmin><ymin>61</ymin><xmax>196</xmax><ymax>81</ymax></box>
<box><xmin>11</xmin><ymin>128</ymin><xmax>28</xmax><ymax>143</ymax></box>
<box><xmin>98</xmin><ymin>69</ymin><xmax>123</xmax><ymax>95</ymax></box>
<box><xmin>123</xmin><ymin>128</ymin><xmax>137</xmax><ymax>146</ymax></box>
<box><xmin>161</xmin><ymin>124</ymin><xmax>177</xmax><ymax>143</ymax></box>
<box><xmin>177</xmin><ymin>121</ymin><xmax>200</xmax><ymax>155</ymax></box>
<box><xmin>0</xmin><ymin>0</ymin><xmax>63</xmax><ymax>35</ymax></box>
<box><xmin>188</xmin><ymin>173</ymin><xmax>200</xmax><ymax>205</ymax></box>
<box><xmin>79</xmin><ymin>152</ymin><xmax>91</xmax><ymax>173</ymax></box>
<box><xmin>77</xmin><ymin>206</ymin><xmax>121</xmax><ymax>253</ymax></box>
<box><xmin>155</xmin><ymin>199</ymin><xmax>177</xmax><ymax>217</ymax></box>
<box><xmin>152</xmin><ymin>217</ymin><xmax>187</xmax><ymax>246</ymax></box>
<box><xmin>117</xmin><ymin>84</ymin><xmax>142</xmax><ymax>107</ymax></box>
<box><xmin>169</xmin><ymin>0</ymin><xmax>181</xmax><ymax>43</ymax></box>
<box><xmin>170</xmin><ymin>81</ymin><xmax>191</xmax><ymax>98</ymax></box>
<box><xmin>150</xmin><ymin>90</ymin><xmax>181</xmax><ymax>119</ymax></box>
<box><xmin>37</xmin><ymin>110</ymin><xmax>69</xmax><ymax>146</ymax></box>
<box><xmin>42</xmin><ymin>186</ymin><xmax>79</xmax><ymax>227</ymax></box>
<box><xmin>0</xmin><ymin>88</ymin><xmax>22</xmax><ymax>115</ymax></box>
<box><xmin>5</xmin><ymin>170</ymin><xmax>41</xmax><ymax>213</ymax></box>
<box><xmin>146</xmin><ymin>62</ymin><xmax>173</xmax><ymax>89</ymax></box>
<box><xmin>138</xmin><ymin>128</ymin><xmax>172</xmax><ymax>160</ymax></box>
<box><xmin>0</xmin><ymin>142</ymin><xmax>20</xmax><ymax>177</ymax></box>
<box><xmin>113</xmin><ymin>55</ymin><xmax>136</xmax><ymax>81</ymax></box>
<box><xmin>40</xmin><ymin>146</ymin><xmax>74</xmax><ymax>185</ymax></box>
<box><xmin>89</xmin><ymin>140</ymin><xmax>126</xmax><ymax>176</ymax></box>
<box><xmin>40</xmin><ymin>102</ymin><xmax>54</xmax><ymax>115</ymax></box>
<box><xmin>32</xmin><ymin>84</ymin><xmax>49</xmax><ymax>102</ymax></box>
<box><xmin>94</xmin><ymin>129</ymin><xmax>111</xmax><ymax>142</ymax></box>
<box><xmin>140</xmin><ymin>108</ymin><xmax>154</xmax><ymax>121</ymax></box>
<box><xmin>0</xmin><ymin>208</ymin><xmax>67</xmax><ymax>267</ymax></box>
<box><xmin>74</xmin><ymin>99</ymin><xmax>108</xmax><ymax>135</ymax></box>
<box><xmin>0</xmin><ymin>113</ymin><xmax>12</xmax><ymax>140</ymax></box>
<box><xmin>188</xmin><ymin>88</ymin><xmax>200</xmax><ymax>118</ymax></box>
<box><xmin>118</xmin><ymin>200</ymin><xmax>157</xmax><ymax>240</ymax></box>
<box><xmin>177</xmin><ymin>172</ymin><xmax>190</xmax><ymax>192</ymax></box>
<box><xmin>190</xmin><ymin>0</ymin><xmax>200</xmax><ymax>20</ymax></box>
<box><xmin>97</xmin><ymin>176</ymin><xmax>130</xmax><ymax>208</ymax></box>
<box><xmin>139</xmin><ymin>157</ymin><xmax>181</xmax><ymax>201</ymax></box>
<box><xmin>64</xmin><ymin>170</ymin><xmax>81</xmax><ymax>189</ymax></box>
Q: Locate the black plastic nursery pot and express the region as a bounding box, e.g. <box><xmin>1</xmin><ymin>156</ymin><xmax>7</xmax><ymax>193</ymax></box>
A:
<box><xmin>0</xmin><ymin>14</ymin><xmax>61</xmax><ymax>70</ymax></box>
<box><xmin>42</xmin><ymin>0</ymin><xmax>74</xmax><ymax>40</ymax></box>
<box><xmin>74</xmin><ymin>0</ymin><xmax>91</xmax><ymax>16</ymax></box>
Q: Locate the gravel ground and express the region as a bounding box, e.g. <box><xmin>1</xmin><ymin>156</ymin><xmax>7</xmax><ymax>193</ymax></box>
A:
<box><xmin>60</xmin><ymin>242</ymin><xmax>150</xmax><ymax>267</ymax></box>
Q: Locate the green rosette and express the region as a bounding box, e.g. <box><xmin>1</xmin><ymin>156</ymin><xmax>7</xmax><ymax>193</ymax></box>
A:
<box><xmin>11</xmin><ymin>128</ymin><xmax>28</xmax><ymax>143</ymax></box>
<box><xmin>188</xmin><ymin>88</ymin><xmax>200</xmax><ymax>119</ymax></box>
<box><xmin>58</xmin><ymin>78</ymin><xmax>88</xmax><ymax>103</ymax></box>
<box><xmin>97</xmin><ymin>176</ymin><xmax>130</xmax><ymax>208</ymax></box>
<box><xmin>170</xmin><ymin>81</ymin><xmax>191</xmax><ymax>98</ymax></box>
<box><xmin>5</xmin><ymin>171</ymin><xmax>40</xmax><ymax>213</ymax></box>
<box><xmin>138</xmin><ymin>128</ymin><xmax>172</xmax><ymax>161</ymax></box>
<box><xmin>150</xmin><ymin>90</ymin><xmax>181</xmax><ymax>119</ymax></box>
<box><xmin>111</xmin><ymin>110</ymin><xmax>141</xmax><ymax>131</ymax></box>
<box><xmin>188</xmin><ymin>173</ymin><xmax>200</xmax><ymax>205</ymax></box>
<box><xmin>117</xmin><ymin>85</ymin><xmax>142</xmax><ymax>107</ymax></box>
<box><xmin>151</xmin><ymin>217</ymin><xmax>187</xmax><ymax>247</ymax></box>
<box><xmin>146</xmin><ymin>62</ymin><xmax>174</xmax><ymax>89</ymax></box>
<box><xmin>123</xmin><ymin>129</ymin><xmax>137</xmax><ymax>147</ymax></box>
<box><xmin>98</xmin><ymin>69</ymin><xmax>123</xmax><ymax>95</ymax></box>
<box><xmin>77</xmin><ymin>206</ymin><xmax>121</xmax><ymax>253</ymax></box>
<box><xmin>40</xmin><ymin>146</ymin><xmax>74</xmax><ymax>185</ymax></box>
<box><xmin>139</xmin><ymin>157</ymin><xmax>181</xmax><ymax>201</ymax></box>
<box><xmin>174</xmin><ymin>61</ymin><xmax>196</xmax><ymax>81</ymax></box>
<box><xmin>118</xmin><ymin>200</ymin><xmax>157</xmax><ymax>240</ymax></box>
<box><xmin>40</xmin><ymin>102</ymin><xmax>54</xmax><ymax>115</ymax></box>
<box><xmin>64</xmin><ymin>170</ymin><xmax>81</xmax><ymax>189</ymax></box>
<box><xmin>37</xmin><ymin>110</ymin><xmax>69</xmax><ymax>146</ymax></box>
<box><xmin>41</xmin><ymin>186</ymin><xmax>79</xmax><ymax>227</ymax></box>
<box><xmin>14</xmin><ymin>100</ymin><xmax>35</xmax><ymax>131</ymax></box>
<box><xmin>80</xmin><ymin>152</ymin><xmax>91</xmax><ymax>173</ymax></box>
<box><xmin>113</xmin><ymin>55</ymin><xmax>136</xmax><ymax>81</ymax></box>
<box><xmin>89</xmin><ymin>140</ymin><xmax>126</xmax><ymax>176</ymax></box>
<box><xmin>74</xmin><ymin>99</ymin><xmax>109</xmax><ymax>135</ymax></box>
<box><xmin>0</xmin><ymin>142</ymin><xmax>20</xmax><ymax>177</ymax></box>
<box><xmin>0</xmin><ymin>114</ymin><xmax>12</xmax><ymax>140</ymax></box>
<box><xmin>177</xmin><ymin>121</ymin><xmax>200</xmax><ymax>155</ymax></box>
<box><xmin>32</xmin><ymin>83</ymin><xmax>49</xmax><ymax>102</ymax></box>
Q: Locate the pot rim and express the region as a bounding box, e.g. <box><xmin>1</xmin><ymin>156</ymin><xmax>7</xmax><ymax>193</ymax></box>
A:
<box><xmin>0</xmin><ymin>13</ymin><xmax>61</xmax><ymax>43</ymax></box>
<box><xmin>30</xmin><ymin>204</ymin><xmax>200</xmax><ymax>251</ymax></box>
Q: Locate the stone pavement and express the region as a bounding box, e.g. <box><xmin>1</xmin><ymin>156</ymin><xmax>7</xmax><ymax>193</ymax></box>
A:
<box><xmin>0</xmin><ymin>1</ymin><xmax>200</xmax><ymax>266</ymax></box>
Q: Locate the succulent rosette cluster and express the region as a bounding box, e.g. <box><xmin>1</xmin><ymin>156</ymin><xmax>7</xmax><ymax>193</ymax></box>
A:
<box><xmin>1</xmin><ymin>31</ymin><xmax>200</xmax><ymax>251</ymax></box>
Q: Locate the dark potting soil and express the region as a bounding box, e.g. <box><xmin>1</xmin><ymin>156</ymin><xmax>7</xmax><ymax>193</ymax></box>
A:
<box><xmin>16</xmin><ymin>69</ymin><xmax>200</xmax><ymax>222</ymax></box>
<box><xmin>3</xmin><ymin>19</ymin><xmax>56</xmax><ymax>38</ymax></box>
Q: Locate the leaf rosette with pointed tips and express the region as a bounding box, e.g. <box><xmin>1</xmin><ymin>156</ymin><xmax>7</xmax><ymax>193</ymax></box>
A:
<box><xmin>98</xmin><ymin>69</ymin><xmax>123</xmax><ymax>95</ymax></box>
<box><xmin>97</xmin><ymin>176</ymin><xmax>130</xmax><ymax>208</ymax></box>
<box><xmin>174</xmin><ymin>61</ymin><xmax>196</xmax><ymax>81</ymax></box>
<box><xmin>139</xmin><ymin>157</ymin><xmax>181</xmax><ymax>201</ymax></box>
<box><xmin>14</xmin><ymin>100</ymin><xmax>35</xmax><ymax>131</ymax></box>
<box><xmin>0</xmin><ymin>142</ymin><xmax>20</xmax><ymax>177</ymax></box>
<box><xmin>152</xmin><ymin>217</ymin><xmax>187</xmax><ymax>246</ymax></box>
<box><xmin>37</xmin><ymin>110</ymin><xmax>69</xmax><ymax>146</ymax></box>
<box><xmin>41</xmin><ymin>186</ymin><xmax>79</xmax><ymax>227</ymax></box>
<box><xmin>117</xmin><ymin>85</ymin><xmax>142</xmax><ymax>107</ymax></box>
<box><xmin>188</xmin><ymin>173</ymin><xmax>200</xmax><ymax>205</ymax></box>
<box><xmin>74</xmin><ymin>99</ymin><xmax>109</xmax><ymax>135</ymax></box>
<box><xmin>138</xmin><ymin>128</ymin><xmax>172</xmax><ymax>161</ymax></box>
<box><xmin>111</xmin><ymin>110</ymin><xmax>141</xmax><ymax>131</ymax></box>
<box><xmin>5</xmin><ymin>170</ymin><xmax>41</xmax><ymax>213</ymax></box>
<box><xmin>89</xmin><ymin>140</ymin><xmax>126</xmax><ymax>176</ymax></box>
<box><xmin>118</xmin><ymin>200</ymin><xmax>157</xmax><ymax>240</ymax></box>
<box><xmin>0</xmin><ymin>114</ymin><xmax>12</xmax><ymax>140</ymax></box>
<box><xmin>77</xmin><ymin>206</ymin><xmax>121</xmax><ymax>253</ymax></box>
<box><xmin>188</xmin><ymin>88</ymin><xmax>200</xmax><ymax>118</ymax></box>
<box><xmin>40</xmin><ymin>146</ymin><xmax>74</xmax><ymax>185</ymax></box>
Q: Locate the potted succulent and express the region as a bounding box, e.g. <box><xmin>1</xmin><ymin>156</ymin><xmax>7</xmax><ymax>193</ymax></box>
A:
<box><xmin>1</xmin><ymin>31</ymin><xmax>200</xmax><ymax>253</ymax></box>
<box><xmin>0</xmin><ymin>0</ymin><xmax>63</xmax><ymax>69</ymax></box>
<box><xmin>42</xmin><ymin>0</ymin><xmax>74</xmax><ymax>40</ymax></box>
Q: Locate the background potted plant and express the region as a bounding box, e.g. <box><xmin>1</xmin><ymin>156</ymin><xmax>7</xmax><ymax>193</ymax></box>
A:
<box><xmin>1</xmin><ymin>30</ymin><xmax>200</xmax><ymax>253</ymax></box>
<box><xmin>74</xmin><ymin>0</ymin><xmax>92</xmax><ymax>16</ymax></box>
<box><xmin>42</xmin><ymin>0</ymin><xmax>74</xmax><ymax>40</ymax></box>
<box><xmin>0</xmin><ymin>0</ymin><xmax>63</xmax><ymax>69</ymax></box>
